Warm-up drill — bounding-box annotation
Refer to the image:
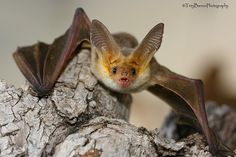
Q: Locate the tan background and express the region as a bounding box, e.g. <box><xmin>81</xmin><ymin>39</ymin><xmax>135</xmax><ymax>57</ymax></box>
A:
<box><xmin>0</xmin><ymin>0</ymin><xmax>236</xmax><ymax>129</ymax></box>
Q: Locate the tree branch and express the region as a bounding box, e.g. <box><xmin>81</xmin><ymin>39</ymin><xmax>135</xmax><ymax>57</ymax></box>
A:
<box><xmin>0</xmin><ymin>48</ymin><xmax>213</xmax><ymax>156</ymax></box>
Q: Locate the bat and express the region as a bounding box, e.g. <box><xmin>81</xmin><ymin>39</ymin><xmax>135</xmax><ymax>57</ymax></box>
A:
<box><xmin>13</xmin><ymin>8</ymin><xmax>234</xmax><ymax>156</ymax></box>
<box><xmin>90</xmin><ymin>19</ymin><xmax>235</xmax><ymax>156</ymax></box>
<box><xmin>13</xmin><ymin>8</ymin><xmax>91</xmax><ymax>96</ymax></box>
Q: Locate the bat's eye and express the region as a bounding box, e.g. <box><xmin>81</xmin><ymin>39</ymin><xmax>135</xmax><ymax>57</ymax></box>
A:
<box><xmin>131</xmin><ymin>68</ymin><xmax>136</xmax><ymax>76</ymax></box>
<box><xmin>111</xmin><ymin>67</ymin><xmax>117</xmax><ymax>74</ymax></box>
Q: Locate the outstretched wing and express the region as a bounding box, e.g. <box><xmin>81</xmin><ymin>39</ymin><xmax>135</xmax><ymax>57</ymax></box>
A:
<box><xmin>147</xmin><ymin>63</ymin><xmax>234</xmax><ymax>157</ymax></box>
<box><xmin>13</xmin><ymin>8</ymin><xmax>91</xmax><ymax>96</ymax></box>
<box><xmin>44</xmin><ymin>8</ymin><xmax>91</xmax><ymax>87</ymax></box>
<box><xmin>13</xmin><ymin>42</ymin><xmax>50</xmax><ymax>95</ymax></box>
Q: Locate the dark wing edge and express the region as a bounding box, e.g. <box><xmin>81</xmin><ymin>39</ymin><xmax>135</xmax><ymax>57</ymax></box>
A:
<box><xmin>44</xmin><ymin>8</ymin><xmax>91</xmax><ymax>85</ymax></box>
<box><xmin>13</xmin><ymin>8</ymin><xmax>91</xmax><ymax>96</ymax></box>
<box><xmin>13</xmin><ymin>42</ymin><xmax>50</xmax><ymax>96</ymax></box>
<box><xmin>147</xmin><ymin>65</ymin><xmax>234</xmax><ymax>157</ymax></box>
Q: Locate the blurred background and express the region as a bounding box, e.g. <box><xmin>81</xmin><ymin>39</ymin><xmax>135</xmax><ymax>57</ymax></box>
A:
<box><xmin>0</xmin><ymin>0</ymin><xmax>236</xmax><ymax>130</ymax></box>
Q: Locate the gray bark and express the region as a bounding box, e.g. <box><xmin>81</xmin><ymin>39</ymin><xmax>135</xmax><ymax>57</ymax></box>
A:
<box><xmin>161</xmin><ymin>101</ymin><xmax>236</xmax><ymax>150</ymax></box>
<box><xmin>0</xmin><ymin>49</ymin><xmax>212</xmax><ymax>157</ymax></box>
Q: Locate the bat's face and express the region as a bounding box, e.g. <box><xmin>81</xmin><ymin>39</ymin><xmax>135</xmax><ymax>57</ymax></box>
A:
<box><xmin>91</xmin><ymin>49</ymin><xmax>152</xmax><ymax>93</ymax></box>
<box><xmin>90</xmin><ymin>20</ymin><xmax>164</xmax><ymax>93</ymax></box>
<box><xmin>109</xmin><ymin>63</ymin><xmax>137</xmax><ymax>88</ymax></box>
<box><xmin>93</xmin><ymin>55</ymin><xmax>151</xmax><ymax>93</ymax></box>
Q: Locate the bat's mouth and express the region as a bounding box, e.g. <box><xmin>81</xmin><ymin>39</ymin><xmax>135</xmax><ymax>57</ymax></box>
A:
<box><xmin>118</xmin><ymin>77</ymin><xmax>131</xmax><ymax>88</ymax></box>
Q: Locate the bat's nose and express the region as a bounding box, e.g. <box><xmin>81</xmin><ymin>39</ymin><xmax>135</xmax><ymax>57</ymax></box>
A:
<box><xmin>122</xmin><ymin>71</ymin><xmax>128</xmax><ymax>77</ymax></box>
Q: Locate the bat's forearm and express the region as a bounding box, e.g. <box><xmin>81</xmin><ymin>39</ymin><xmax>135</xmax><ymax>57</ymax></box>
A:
<box><xmin>147</xmin><ymin>63</ymin><xmax>234</xmax><ymax>156</ymax></box>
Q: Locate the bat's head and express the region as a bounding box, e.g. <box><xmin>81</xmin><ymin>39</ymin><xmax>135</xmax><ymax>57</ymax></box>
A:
<box><xmin>90</xmin><ymin>20</ymin><xmax>164</xmax><ymax>93</ymax></box>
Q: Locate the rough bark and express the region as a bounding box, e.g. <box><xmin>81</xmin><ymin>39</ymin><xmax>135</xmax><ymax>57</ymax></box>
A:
<box><xmin>0</xmin><ymin>49</ymin><xmax>213</xmax><ymax>156</ymax></box>
<box><xmin>160</xmin><ymin>101</ymin><xmax>236</xmax><ymax>150</ymax></box>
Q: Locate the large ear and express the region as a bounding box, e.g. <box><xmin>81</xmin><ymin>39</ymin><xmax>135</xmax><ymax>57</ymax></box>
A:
<box><xmin>91</xmin><ymin>19</ymin><xmax>121</xmax><ymax>63</ymax></box>
<box><xmin>130</xmin><ymin>23</ymin><xmax>164</xmax><ymax>68</ymax></box>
